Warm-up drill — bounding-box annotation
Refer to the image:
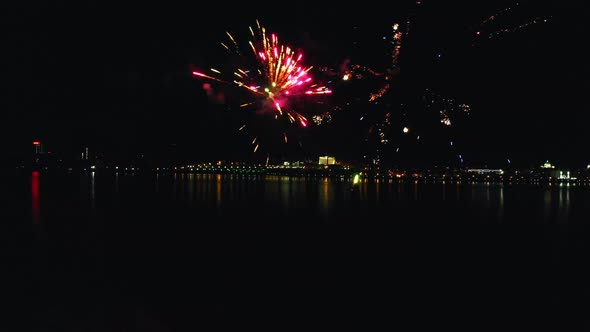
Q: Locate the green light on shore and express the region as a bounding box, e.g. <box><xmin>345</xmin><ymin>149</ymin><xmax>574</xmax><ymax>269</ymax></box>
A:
<box><xmin>353</xmin><ymin>174</ymin><xmax>360</xmax><ymax>185</ymax></box>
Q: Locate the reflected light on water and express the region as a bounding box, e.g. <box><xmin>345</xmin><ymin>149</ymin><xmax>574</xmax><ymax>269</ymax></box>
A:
<box><xmin>375</xmin><ymin>178</ymin><xmax>380</xmax><ymax>201</ymax></box>
<box><xmin>318</xmin><ymin>177</ymin><xmax>334</xmax><ymax>217</ymax></box>
<box><xmin>91</xmin><ymin>171</ymin><xmax>96</xmax><ymax>212</ymax></box>
<box><xmin>31</xmin><ymin>171</ymin><xmax>40</xmax><ymax>224</ymax></box>
<box><xmin>216</xmin><ymin>174</ymin><xmax>222</xmax><ymax>210</ymax></box>
<box><xmin>30</xmin><ymin>172</ymin><xmax>586</xmax><ymax>226</ymax></box>
<box><xmin>557</xmin><ymin>183</ymin><xmax>571</xmax><ymax>223</ymax></box>
<box><xmin>496</xmin><ymin>184</ymin><xmax>504</xmax><ymax>222</ymax></box>
<box><xmin>186</xmin><ymin>173</ymin><xmax>194</xmax><ymax>201</ymax></box>
<box><xmin>322</xmin><ymin>177</ymin><xmax>329</xmax><ymax>209</ymax></box>
<box><xmin>544</xmin><ymin>188</ymin><xmax>552</xmax><ymax>223</ymax></box>
<box><xmin>155</xmin><ymin>173</ymin><xmax>159</xmax><ymax>193</ymax></box>
<box><xmin>280</xmin><ymin>176</ymin><xmax>292</xmax><ymax>211</ymax></box>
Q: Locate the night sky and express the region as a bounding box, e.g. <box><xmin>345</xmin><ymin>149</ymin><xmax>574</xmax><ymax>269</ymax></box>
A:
<box><xmin>3</xmin><ymin>0</ymin><xmax>587</xmax><ymax>167</ymax></box>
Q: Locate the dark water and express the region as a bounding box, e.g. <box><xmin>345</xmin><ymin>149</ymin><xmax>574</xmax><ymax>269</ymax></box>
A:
<box><xmin>7</xmin><ymin>171</ymin><xmax>589</xmax><ymax>330</ymax></box>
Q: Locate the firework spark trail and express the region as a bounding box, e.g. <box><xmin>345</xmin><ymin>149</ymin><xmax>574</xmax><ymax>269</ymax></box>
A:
<box><xmin>390</xmin><ymin>23</ymin><xmax>403</xmax><ymax>69</ymax></box>
<box><xmin>473</xmin><ymin>2</ymin><xmax>551</xmax><ymax>44</ymax></box>
<box><xmin>479</xmin><ymin>2</ymin><xmax>522</xmax><ymax>27</ymax></box>
<box><xmin>341</xmin><ymin>23</ymin><xmax>404</xmax><ymax>103</ymax></box>
<box><xmin>192</xmin><ymin>71</ymin><xmax>225</xmax><ymax>82</ymax></box>
<box><xmin>480</xmin><ymin>16</ymin><xmax>551</xmax><ymax>41</ymax></box>
<box><xmin>369</xmin><ymin>22</ymin><xmax>403</xmax><ymax>102</ymax></box>
<box><xmin>192</xmin><ymin>20</ymin><xmax>332</xmax><ymax>153</ymax></box>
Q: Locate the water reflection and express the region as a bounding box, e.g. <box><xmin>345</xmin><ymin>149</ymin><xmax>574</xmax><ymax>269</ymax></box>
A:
<box><xmin>319</xmin><ymin>177</ymin><xmax>332</xmax><ymax>217</ymax></box>
<box><xmin>216</xmin><ymin>174</ymin><xmax>222</xmax><ymax>210</ymax></box>
<box><xmin>543</xmin><ymin>187</ymin><xmax>552</xmax><ymax>223</ymax></box>
<box><xmin>557</xmin><ymin>183</ymin><xmax>571</xmax><ymax>224</ymax></box>
<box><xmin>90</xmin><ymin>171</ymin><xmax>96</xmax><ymax>212</ymax></box>
<box><xmin>280</xmin><ymin>176</ymin><xmax>292</xmax><ymax>211</ymax></box>
<box><xmin>155</xmin><ymin>173</ymin><xmax>159</xmax><ymax>193</ymax></box>
<box><xmin>115</xmin><ymin>171</ymin><xmax>119</xmax><ymax>193</ymax></box>
<box><xmin>375</xmin><ymin>178</ymin><xmax>381</xmax><ymax>201</ymax></box>
<box><xmin>498</xmin><ymin>184</ymin><xmax>504</xmax><ymax>222</ymax></box>
<box><xmin>186</xmin><ymin>173</ymin><xmax>194</xmax><ymax>201</ymax></box>
<box><xmin>26</xmin><ymin>173</ymin><xmax>588</xmax><ymax>225</ymax></box>
<box><xmin>31</xmin><ymin>171</ymin><xmax>40</xmax><ymax>224</ymax></box>
<box><xmin>172</xmin><ymin>173</ymin><xmax>178</xmax><ymax>198</ymax></box>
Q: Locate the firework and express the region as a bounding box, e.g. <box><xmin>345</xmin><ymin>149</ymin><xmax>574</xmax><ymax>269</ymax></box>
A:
<box><xmin>312</xmin><ymin>112</ymin><xmax>333</xmax><ymax>126</ymax></box>
<box><xmin>340</xmin><ymin>22</ymin><xmax>404</xmax><ymax>103</ymax></box>
<box><xmin>192</xmin><ymin>20</ymin><xmax>332</xmax><ymax>153</ymax></box>
<box><xmin>390</xmin><ymin>23</ymin><xmax>403</xmax><ymax>69</ymax></box>
<box><xmin>423</xmin><ymin>88</ymin><xmax>471</xmax><ymax>127</ymax></box>
<box><xmin>473</xmin><ymin>2</ymin><xmax>552</xmax><ymax>45</ymax></box>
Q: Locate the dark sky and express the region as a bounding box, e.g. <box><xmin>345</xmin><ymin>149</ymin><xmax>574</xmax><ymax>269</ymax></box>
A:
<box><xmin>3</xmin><ymin>0</ymin><xmax>587</xmax><ymax>167</ymax></box>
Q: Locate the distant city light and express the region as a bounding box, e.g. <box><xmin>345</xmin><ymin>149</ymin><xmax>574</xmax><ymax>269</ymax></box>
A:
<box><xmin>32</xmin><ymin>141</ymin><xmax>40</xmax><ymax>145</ymax></box>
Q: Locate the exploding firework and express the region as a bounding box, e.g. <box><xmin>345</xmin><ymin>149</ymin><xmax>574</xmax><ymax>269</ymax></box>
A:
<box><xmin>192</xmin><ymin>20</ymin><xmax>332</xmax><ymax>153</ymax></box>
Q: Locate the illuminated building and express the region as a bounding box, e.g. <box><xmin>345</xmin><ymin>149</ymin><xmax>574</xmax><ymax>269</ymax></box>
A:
<box><xmin>283</xmin><ymin>161</ymin><xmax>304</xmax><ymax>168</ymax></box>
<box><xmin>318</xmin><ymin>156</ymin><xmax>336</xmax><ymax>166</ymax></box>
<box><xmin>539</xmin><ymin>160</ymin><xmax>559</xmax><ymax>179</ymax></box>
<box><xmin>466</xmin><ymin>168</ymin><xmax>504</xmax><ymax>175</ymax></box>
<box><xmin>32</xmin><ymin>141</ymin><xmax>43</xmax><ymax>155</ymax></box>
<box><xmin>82</xmin><ymin>147</ymin><xmax>90</xmax><ymax>160</ymax></box>
<box><xmin>31</xmin><ymin>140</ymin><xmax>59</xmax><ymax>170</ymax></box>
<box><xmin>541</xmin><ymin>160</ymin><xmax>555</xmax><ymax>169</ymax></box>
